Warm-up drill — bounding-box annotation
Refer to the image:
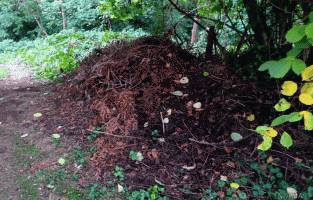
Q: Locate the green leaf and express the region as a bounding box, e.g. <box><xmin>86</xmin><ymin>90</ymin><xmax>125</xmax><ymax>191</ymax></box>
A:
<box><xmin>274</xmin><ymin>98</ymin><xmax>291</xmax><ymax>112</ymax></box>
<box><xmin>155</xmin><ymin>179</ymin><xmax>165</xmax><ymax>186</ymax></box>
<box><xmin>305</xmin><ymin>23</ymin><xmax>313</xmax><ymax>40</ymax></box>
<box><xmin>280</xmin><ymin>132</ymin><xmax>293</xmax><ymax>149</ymax></box>
<box><xmin>231</xmin><ymin>132</ymin><xmax>243</xmax><ymax>141</ymax></box>
<box><xmin>172</xmin><ymin>91</ymin><xmax>183</xmax><ymax>96</ymax></box>
<box><xmin>291</xmin><ymin>58</ymin><xmax>306</xmax><ymax>75</ymax></box>
<box><xmin>286</xmin><ymin>25</ymin><xmax>307</xmax><ymax>43</ymax></box>
<box><xmin>286</xmin><ymin>47</ymin><xmax>302</xmax><ymax>58</ymax></box>
<box><xmin>287</xmin><ymin>112</ymin><xmax>303</xmax><ymax>122</ymax></box>
<box><xmin>294</xmin><ymin>36</ymin><xmax>311</xmax><ymax>49</ymax></box>
<box><xmin>271</xmin><ymin>115</ymin><xmax>290</xmax><ymax>126</ymax></box>
<box><xmin>258</xmin><ymin>60</ymin><xmax>277</xmax><ymax>71</ymax></box>
<box><xmin>268</xmin><ymin>59</ymin><xmax>292</xmax><ymax>78</ymax></box>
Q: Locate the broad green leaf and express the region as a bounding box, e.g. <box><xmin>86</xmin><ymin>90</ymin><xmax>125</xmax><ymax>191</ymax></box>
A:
<box><xmin>268</xmin><ymin>59</ymin><xmax>292</xmax><ymax>78</ymax></box>
<box><xmin>292</xmin><ymin>58</ymin><xmax>307</xmax><ymax>75</ymax></box>
<box><xmin>287</xmin><ymin>112</ymin><xmax>303</xmax><ymax>122</ymax></box>
<box><xmin>280</xmin><ymin>132</ymin><xmax>293</xmax><ymax>149</ymax></box>
<box><xmin>258</xmin><ymin>60</ymin><xmax>277</xmax><ymax>71</ymax></box>
<box><xmin>286</xmin><ymin>47</ymin><xmax>303</xmax><ymax>57</ymax></box>
<box><xmin>271</xmin><ymin>115</ymin><xmax>290</xmax><ymax>126</ymax></box>
<box><xmin>309</xmin><ymin>11</ymin><xmax>313</xmax><ymax>23</ymax></box>
<box><xmin>294</xmin><ymin>36</ymin><xmax>311</xmax><ymax>49</ymax></box>
<box><xmin>305</xmin><ymin>23</ymin><xmax>313</xmax><ymax>40</ymax></box>
<box><xmin>286</xmin><ymin>25</ymin><xmax>306</xmax><ymax>43</ymax></box>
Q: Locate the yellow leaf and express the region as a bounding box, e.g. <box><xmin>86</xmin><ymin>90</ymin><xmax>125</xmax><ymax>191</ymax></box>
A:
<box><xmin>300</xmin><ymin>111</ymin><xmax>313</xmax><ymax>130</ymax></box>
<box><xmin>281</xmin><ymin>81</ymin><xmax>297</xmax><ymax>96</ymax></box>
<box><xmin>300</xmin><ymin>111</ymin><xmax>310</xmax><ymax>118</ymax></box>
<box><xmin>301</xmin><ymin>83</ymin><xmax>313</xmax><ymax>94</ymax></box>
<box><xmin>248</xmin><ymin>114</ymin><xmax>255</xmax><ymax>121</ymax></box>
<box><xmin>299</xmin><ymin>93</ymin><xmax>313</xmax><ymax>105</ymax></box>
<box><xmin>231</xmin><ymin>183</ymin><xmax>239</xmax><ymax>189</ymax></box>
<box><xmin>259</xmin><ymin>127</ymin><xmax>277</xmax><ymax>138</ymax></box>
<box><xmin>302</xmin><ymin>65</ymin><xmax>313</xmax><ymax>81</ymax></box>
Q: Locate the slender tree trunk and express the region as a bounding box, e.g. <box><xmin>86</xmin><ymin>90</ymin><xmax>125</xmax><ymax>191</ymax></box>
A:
<box><xmin>59</xmin><ymin>0</ymin><xmax>66</xmax><ymax>30</ymax></box>
<box><xmin>205</xmin><ymin>26</ymin><xmax>215</xmax><ymax>60</ymax></box>
<box><xmin>23</xmin><ymin>0</ymin><xmax>49</xmax><ymax>37</ymax></box>
<box><xmin>190</xmin><ymin>0</ymin><xmax>202</xmax><ymax>45</ymax></box>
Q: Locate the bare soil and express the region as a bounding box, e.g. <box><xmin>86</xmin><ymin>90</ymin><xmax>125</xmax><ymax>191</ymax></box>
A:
<box><xmin>0</xmin><ymin>59</ymin><xmax>106</xmax><ymax>199</ymax></box>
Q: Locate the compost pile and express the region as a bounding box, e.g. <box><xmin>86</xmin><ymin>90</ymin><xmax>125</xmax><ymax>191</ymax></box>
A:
<box><xmin>43</xmin><ymin>34</ymin><xmax>313</xmax><ymax>199</ymax></box>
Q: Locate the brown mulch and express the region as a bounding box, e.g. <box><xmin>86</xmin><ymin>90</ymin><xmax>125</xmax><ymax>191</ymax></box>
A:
<box><xmin>35</xmin><ymin>35</ymin><xmax>313</xmax><ymax>199</ymax></box>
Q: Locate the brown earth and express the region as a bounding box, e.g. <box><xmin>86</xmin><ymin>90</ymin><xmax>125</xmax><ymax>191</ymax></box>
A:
<box><xmin>1</xmin><ymin>35</ymin><xmax>313</xmax><ymax>200</ymax></box>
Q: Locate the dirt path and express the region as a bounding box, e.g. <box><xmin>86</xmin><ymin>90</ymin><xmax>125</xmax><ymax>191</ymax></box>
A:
<box><xmin>0</xmin><ymin>83</ymin><xmax>58</xmax><ymax>199</ymax></box>
<box><xmin>0</xmin><ymin>58</ymin><xmax>61</xmax><ymax>199</ymax></box>
<box><xmin>0</xmin><ymin>58</ymin><xmax>134</xmax><ymax>200</ymax></box>
<box><xmin>0</xmin><ymin>57</ymin><xmax>53</xmax><ymax>90</ymax></box>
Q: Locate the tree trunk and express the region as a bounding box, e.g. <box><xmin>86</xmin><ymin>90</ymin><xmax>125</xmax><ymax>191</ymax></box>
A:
<box><xmin>59</xmin><ymin>0</ymin><xmax>67</xmax><ymax>30</ymax></box>
<box><xmin>242</xmin><ymin>0</ymin><xmax>272</xmax><ymax>47</ymax></box>
<box><xmin>190</xmin><ymin>0</ymin><xmax>202</xmax><ymax>45</ymax></box>
<box><xmin>24</xmin><ymin>0</ymin><xmax>49</xmax><ymax>37</ymax></box>
<box><xmin>205</xmin><ymin>26</ymin><xmax>215</xmax><ymax>60</ymax></box>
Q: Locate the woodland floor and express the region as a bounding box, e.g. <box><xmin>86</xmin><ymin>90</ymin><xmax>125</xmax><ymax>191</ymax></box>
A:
<box><xmin>0</xmin><ymin>35</ymin><xmax>313</xmax><ymax>200</ymax></box>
